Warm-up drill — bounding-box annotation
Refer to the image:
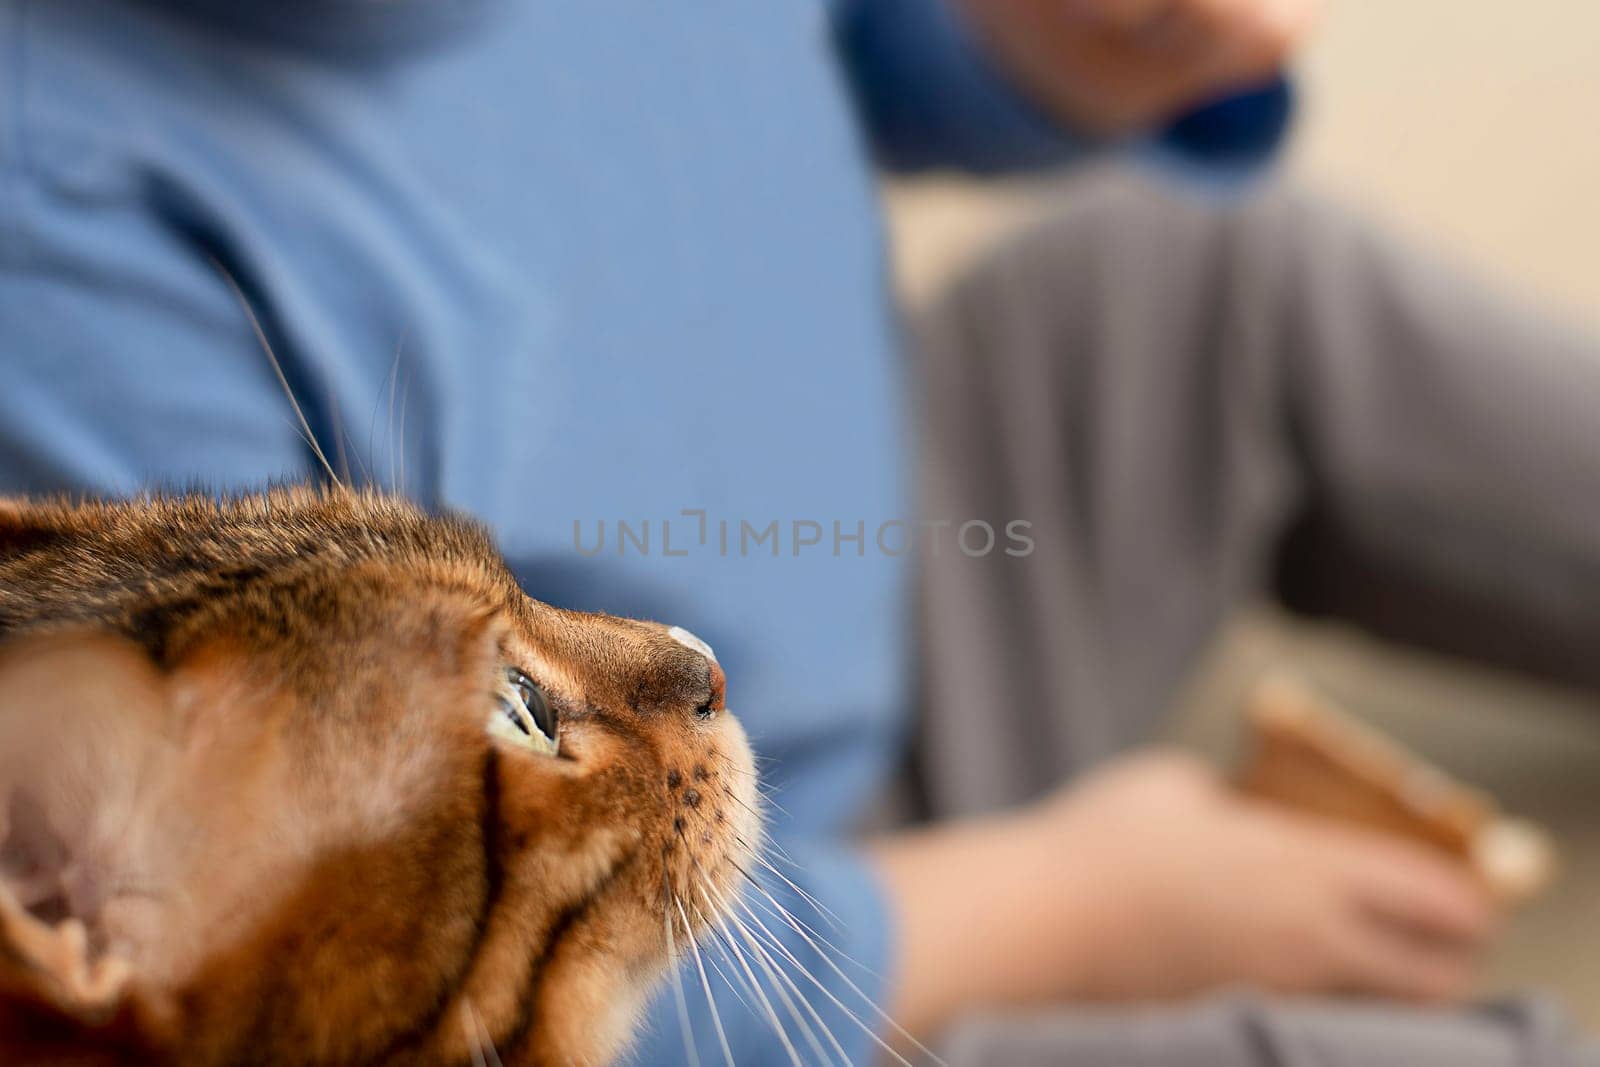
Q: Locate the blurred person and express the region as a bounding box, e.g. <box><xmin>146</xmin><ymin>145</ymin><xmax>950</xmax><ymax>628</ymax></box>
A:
<box><xmin>2</xmin><ymin>2</ymin><xmax>1598</xmax><ymax>1066</ymax></box>
<box><xmin>896</xmin><ymin>170</ymin><xmax>1600</xmax><ymax>1064</ymax></box>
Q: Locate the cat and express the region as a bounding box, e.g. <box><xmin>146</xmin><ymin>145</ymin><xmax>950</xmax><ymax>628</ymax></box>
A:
<box><xmin>0</xmin><ymin>486</ymin><xmax>761</xmax><ymax>1065</ymax></box>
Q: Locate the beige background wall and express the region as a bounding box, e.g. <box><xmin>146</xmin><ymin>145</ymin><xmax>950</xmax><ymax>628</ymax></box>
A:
<box><xmin>885</xmin><ymin>0</ymin><xmax>1600</xmax><ymax>1024</ymax></box>
<box><xmin>889</xmin><ymin>2</ymin><xmax>1600</xmax><ymax>327</ymax></box>
<box><xmin>1294</xmin><ymin>0</ymin><xmax>1600</xmax><ymax>326</ymax></box>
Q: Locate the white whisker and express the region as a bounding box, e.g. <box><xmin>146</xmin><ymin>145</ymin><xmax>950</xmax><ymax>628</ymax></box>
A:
<box><xmin>745</xmin><ymin>882</ymin><xmax>883</xmax><ymax>984</ymax></box>
<box><xmin>758</xmin><ymin>836</ymin><xmax>804</xmax><ymax>871</ymax></box>
<box><xmin>675</xmin><ymin>899</ymin><xmax>736</xmax><ymax>1067</ymax></box>
<box><xmin>395</xmin><ymin>372</ymin><xmax>411</xmax><ymax>494</ymax></box>
<box><xmin>743</xmin><ymin>851</ymin><xmax>843</xmax><ymax>932</ymax></box>
<box><xmin>664</xmin><ymin>894</ymin><xmax>704</xmax><ymax>1067</ymax></box>
<box><xmin>740</xmin><ymin>879</ymin><xmax>946</xmax><ymax>1067</ymax></box>
<box><xmin>460</xmin><ymin>998</ymin><xmax>503</xmax><ymax>1067</ymax></box>
<box><xmin>694</xmin><ymin>881</ymin><xmax>804</xmax><ymax>1067</ymax></box>
<box><xmin>696</xmin><ymin>886</ymin><xmax>847</xmax><ymax>1067</ymax></box>
<box><xmin>209</xmin><ymin>255</ymin><xmax>340</xmax><ymax>487</ymax></box>
<box><xmin>694</xmin><ymin>884</ymin><xmax>833</xmax><ymax>1067</ymax></box>
<box><xmin>462</xmin><ymin>1004</ymin><xmax>487</xmax><ymax>1067</ymax></box>
<box><xmin>731</xmin><ymin>896</ymin><xmax>924</xmax><ymax>1067</ymax></box>
<box><xmin>328</xmin><ymin>388</ymin><xmax>353</xmax><ymax>485</ymax></box>
<box><xmin>700</xmin><ymin>926</ymin><xmax>761</xmax><ymax>1017</ymax></box>
<box><xmin>380</xmin><ymin>330</ymin><xmax>405</xmax><ymax>494</ymax></box>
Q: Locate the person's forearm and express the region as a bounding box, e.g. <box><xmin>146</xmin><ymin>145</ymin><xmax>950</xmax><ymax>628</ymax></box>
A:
<box><xmin>864</xmin><ymin>811</ymin><xmax>1094</xmax><ymax>1043</ymax></box>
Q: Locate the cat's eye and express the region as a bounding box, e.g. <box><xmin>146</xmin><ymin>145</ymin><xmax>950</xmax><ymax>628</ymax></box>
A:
<box><xmin>490</xmin><ymin>667</ymin><xmax>558</xmax><ymax>755</ymax></box>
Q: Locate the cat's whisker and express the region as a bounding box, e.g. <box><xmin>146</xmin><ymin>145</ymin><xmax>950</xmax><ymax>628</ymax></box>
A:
<box><xmin>328</xmin><ymin>396</ymin><xmax>353</xmax><ymax>487</ymax></box>
<box><xmin>208</xmin><ymin>254</ymin><xmax>341</xmax><ymax>488</ymax></box>
<box><xmin>699</xmin><ymin>923</ymin><xmax>761</xmax><ymax>1017</ymax></box>
<box><xmin>729</xmin><ymin>927</ymin><xmax>806</xmax><ymax>1067</ymax></box>
<box><xmin>729</xmin><ymin>895</ymin><xmax>925</xmax><ymax>1067</ymax></box>
<box><xmin>663</xmin><ymin>891</ymin><xmax>704</xmax><ymax>1067</ymax></box>
<box><xmin>756</xmin><ymin>793</ymin><xmax>793</xmax><ymax>821</ymax></box>
<box><xmin>364</xmin><ymin>332</ymin><xmax>404</xmax><ymax>492</ymax></box>
<box><xmin>394</xmin><ymin>372</ymin><xmax>412</xmax><ymax>495</ymax></box>
<box><xmin>721</xmin><ymin>788</ymin><xmax>766</xmax><ymax>822</ymax></box>
<box><xmin>476</xmin><ymin>1002</ymin><xmax>505</xmax><ymax>1067</ymax></box>
<box><xmin>674</xmin><ymin>898</ymin><xmax>736</xmax><ymax>1067</ymax></box>
<box><xmin>726</xmin><ymin>783</ymin><xmax>768</xmax><ymax>819</ymax></box>
<box><xmin>724</xmin><ymin>782</ymin><xmax>792</xmax><ymax>823</ymax></box>
<box><xmin>739</xmin><ymin>877</ymin><xmax>946</xmax><ymax>1067</ymax></box>
<box><xmin>716</xmin><ymin>753</ymin><xmax>776</xmax><ymax>782</ymax></box>
<box><xmin>744</xmin><ymin>851</ymin><xmax>842</xmax><ymax>932</ymax></box>
<box><xmin>342</xmin><ymin>425</ymin><xmax>371</xmax><ymax>488</ymax></box>
<box><xmin>713</xmin><ymin>851</ymin><xmax>889</xmax><ymax>1049</ymax></box>
<box><xmin>726</xmin><ymin>852</ymin><xmax>840</xmax><ymax>937</ymax></box>
<box><xmin>695</xmin><ymin>886</ymin><xmax>846</xmax><ymax>1067</ymax></box>
<box><xmin>710</xmin><ymin>912</ymin><xmax>806</xmax><ymax>1067</ymax></box>
<box><xmin>669</xmin><ymin>877</ymin><xmax>745</xmax><ymax>1005</ymax></box>
<box><xmin>385</xmin><ymin>329</ymin><xmax>407</xmax><ymax>494</ymax></box>
<box><xmin>675</xmin><ymin>852</ymin><xmax>802</xmax><ymax>1067</ymax></box>
<box><xmin>737</xmin><ymin>870</ymin><xmax>869</xmax><ymax>980</ymax></box>
<box><xmin>460</xmin><ymin>998</ymin><xmax>503</xmax><ymax>1067</ymax></box>
<box><xmin>465</xmin><ymin>1020</ymin><xmax>487</xmax><ymax>1067</ymax></box>
<box><xmin>698</xmin><ymin>886</ymin><xmax>832</xmax><ymax>1067</ymax></box>
<box><xmin>723</xmin><ymin>902</ymin><xmax>861</xmax><ymax>1067</ymax></box>
<box><xmin>745</xmin><ymin>884</ymin><xmax>882</xmax><ymax>986</ymax></box>
<box><xmin>716</xmin><ymin>757</ymin><xmax>763</xmax><ymax>776</ymax></box>
<box><xmin>757</xmin><ymin>836</ymin><xmax>804</xmax><ymax>872</ymax></box>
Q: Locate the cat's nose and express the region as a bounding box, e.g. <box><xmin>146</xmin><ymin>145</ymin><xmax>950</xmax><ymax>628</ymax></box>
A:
<box><xmin>700</xmin><ymin>658</ymin><xmax>726</xmax><ymax>718</ymax></box>
<box><xmin>667</xmin><ymin>626</ymin><xmax>723</xmax><ymax>718</ymax></box>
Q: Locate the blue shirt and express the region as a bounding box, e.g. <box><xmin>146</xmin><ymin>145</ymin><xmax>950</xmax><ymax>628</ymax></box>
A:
<box><xmin>0</xmin><ymin>1</ymin><xmax>1286</xmax><ymax>1060</ymax></box>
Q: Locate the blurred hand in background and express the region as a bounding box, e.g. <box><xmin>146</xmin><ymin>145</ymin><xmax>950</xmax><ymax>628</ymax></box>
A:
<box><xmin>959</xmin><ymin>0</ymin><xmax>1324</xmax><ymax>134</ymax></box>
<box><xmin>872</xmin><ymin>752</ymin><xmax>1500</xmax><ymax>1040</ymax></box>
<box><xmin>1028</xmin><ymin>753</ymin><xmax>1500</xmax><ymax>1002</ymax></box>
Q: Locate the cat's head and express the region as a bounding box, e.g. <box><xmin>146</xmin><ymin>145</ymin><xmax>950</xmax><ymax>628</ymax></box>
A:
<box><xmin>0</xmin><ymin>487</ymin><xmax>760</xmax><ymax>1065</ymax></box>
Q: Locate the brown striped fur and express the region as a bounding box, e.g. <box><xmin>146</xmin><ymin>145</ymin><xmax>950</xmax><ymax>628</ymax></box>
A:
<box><xmin>0</xmin><ymin>487</ymin><xmax>759</xmax><ymax>1065</ymax></box>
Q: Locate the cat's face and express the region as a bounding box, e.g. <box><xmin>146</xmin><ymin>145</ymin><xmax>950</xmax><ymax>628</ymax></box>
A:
<box><xmin>0</xmin><ymin>489</ymin><xmax>760</xmax><ymax>1065</ymax></box>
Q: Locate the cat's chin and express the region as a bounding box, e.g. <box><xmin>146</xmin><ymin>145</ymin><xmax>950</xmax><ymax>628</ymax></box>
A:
<box><xmin>528</xmin><ymin>872</ymin><xmax>755</xmax><ymax>1067</ymax></box>
<box><xmin>526</xmin><ymin>710</ymin><xmax>763</xmax><ymax>1067</ymax></box>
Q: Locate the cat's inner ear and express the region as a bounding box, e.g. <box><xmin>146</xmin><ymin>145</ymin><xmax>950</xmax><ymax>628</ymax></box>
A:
<box><xmin>0</xmin><ymin>634</ymin><xmax>173</xmax><ymax>1053</ymax></box>
<box><xmin>0</xmin><ymin>634</ymin><xmax>173</xmax><ymax>887</ymax></box>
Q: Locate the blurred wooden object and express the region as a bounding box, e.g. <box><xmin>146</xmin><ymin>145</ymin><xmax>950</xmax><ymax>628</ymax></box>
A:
<box><xmin>1238</xmin><ymin>673</ymin><xmax>1556</xmax><ymax>903</ymax></box>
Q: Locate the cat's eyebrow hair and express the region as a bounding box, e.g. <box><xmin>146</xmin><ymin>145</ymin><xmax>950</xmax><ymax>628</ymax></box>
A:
<box><xmin>207</xmin><ymin>254</ymin><xmax>342</xmax><ymax>488</ymax></box>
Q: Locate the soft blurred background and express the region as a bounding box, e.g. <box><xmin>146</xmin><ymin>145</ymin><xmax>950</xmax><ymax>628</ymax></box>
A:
<box><xmin>886</xmin><ymin>0</ymin><xmax>1600</xmax><ymax>1026</ymax></box>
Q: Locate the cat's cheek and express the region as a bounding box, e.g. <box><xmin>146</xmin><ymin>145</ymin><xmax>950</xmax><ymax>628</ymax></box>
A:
<box><xmin>494</xmin><ymin>733</ymin><xmax>646</xmax><ymax>868</ymax></box>
<box><xmin>710</xmin><ymin>722</ymin><xmax>764</xmax><ymax>891</ymax></box>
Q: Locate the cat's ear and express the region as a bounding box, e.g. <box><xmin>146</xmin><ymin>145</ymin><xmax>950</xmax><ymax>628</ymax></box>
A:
<box><xmin>0</xmin><ymin>630</ymin><xmax>176</xmax><ymax>1055</ymax></box>
<box><xmin>0</xmin><ymin>879</ymin><xmax>129</xmax><ymax>1020</ymax></box>
<box><xmin>0</xmin><ymin>877</ymin><xmax>170</xmax><ymax>1059</ymax></box>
